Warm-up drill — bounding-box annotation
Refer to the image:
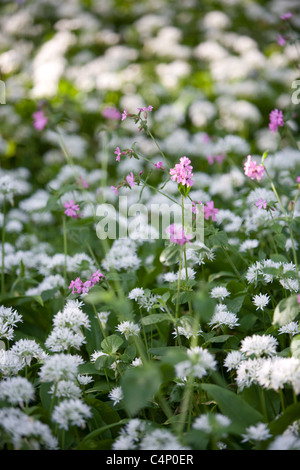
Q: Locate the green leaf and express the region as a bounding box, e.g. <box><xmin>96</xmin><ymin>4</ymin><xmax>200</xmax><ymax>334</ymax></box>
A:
<box><xmin>121</xmin><ymin>363</ymin><xmax>162</xmax><ymax>415</ymax></box>
<box><xmin>272</xmin><ymin>295</ymin><xmax>299</xmax><ymax>327</ymax></box>
<box><xmin>268</xmin><ymin>403</ymin><xmax>300</xmax><ymax>438</ymax></box>
<box><xmin>209</xmin><ymin>230</ymin><xmax>228</xmax><ymax>247</ymax></box>
<box><xmin>291</xmin><ymin>334</ymin><xmax>300</xmax><ymax>358</ymax></box>
<box><xmin>201</xmin><ymin>384</ymin><xmax>264</xmax><ymax>433</ymax></box>
<box><xmin>141</xmin><ymin>313</ymin><xmax>171</xmax><ymax>325</ymax></box>
<box><xmin>159</xmin><ymin>244</ymin><xmax>181</xmax><ymax>266</ymax></box>
<box><xmin>101</xmin><ymin>334</ymin><xmax>124</xmax><ymax>354</ymax></box>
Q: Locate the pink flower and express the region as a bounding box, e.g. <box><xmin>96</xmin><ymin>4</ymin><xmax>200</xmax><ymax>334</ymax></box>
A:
<box><xmin>298</xmin><ymin>294</ymin><xmax>300</xmax><ymax>306</ymax></box>
<box><xmin>280</xmin><ymin>12</ymin><xmax>292</xmax><ymax>20</ymax></box>
<box><xmin>111</xmin><ymin>185</ymin><xmax>119</xmax><ymax>195</ymax></box>
<box><xmin>192</xmin><ymin>200</ymin><xmax>202</xmax><ymax>215</ymax></box>
<box><xmin>69</xmin><ymin>277</ymin><xmax>83</xmax><ymax>294</ymax></box>
<box><xmin>296</xmin><ymin>176</ymin><xmax>300</xmax><ymax>184</ymax></box>
<box><xmin>154</xmin><ymin>161</ymin><xmax>164</xmax><ymax>169</ymax></box>
<box><xmin>102</xmin><ymin>107</ymin><xmax>121</xmax><ymax>120</ymax></box>
<box><xmin>137</xmin><ymin>106</ymin><xmax>153</xmax><ymax>112</ymax></box>
<box><xmin>244</xmin><ymin>155</ymin><xmax>265</xmax><ymax>181</ymax></box>
<box><xmin>169</xmin><ymin>156</ymin><xmax>194</xmax><ymax>188</ymax></box>
<box><xmin>91</xmin><ymin>270</ymin><xmax>105</xmax><ymax>283</ymax></box>
<box><xmin>126</xmin><ymin>172</ymin><xmax>135</xmax><ymax>188</ymax></box>
<box><xmin>33</xmin><ymin>110</ymin><xmax>47</xmax><ymax>131</ymax></box>
<box><xmin>256</xmin><ymin>198</ymin><xmax>267</xmax><ymax>209</ymax></box>
<box><xmin>121</xmin><ymin>108</ymin><xmax>127</xmax><ymax>120</ymax></box>
<box><xmin>63</xmin><ymin>200</ymin><xmax>80</xmax><ymax>218</ymax></box>
<box><xmin>269</xmin><ymin>109</ymin><xmax>284</xmax><ymax>133</ymax></box>
<box><xmin>166</xmin><ymin>224</ymin><xmax>192</xmax><ymax>246</ymax></box>
<box><xmin>204</xmin><ymin>201</ymin><xmax>219</xmax><ymax>222</ymax></box>
<box><xmin>114</xmin><ymin>147</ymin><xmax>121</xmax><ymax>162</ymax></box>
<box><xmin>277</xmin><ymin>34</ymin><xmax>286</xmax><ymax>46</ymax></box>
<box><xmin>69</xmin><ymin>270</ymin><xmax>105</xmax><ymax>295</ymax></box>
<box><xmin>77</xmin><ymin>175</ymin><xmax>89</xmax><ymax>189</ymax></box>
<box><xmin>207</xmin><ymin>154</ymin><xmax>225</xmax><ymax>165</ymax></box>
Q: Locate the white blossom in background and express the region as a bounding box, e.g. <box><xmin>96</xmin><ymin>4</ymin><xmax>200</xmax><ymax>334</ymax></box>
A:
<box><xmin>52</xmin><ymin>399</ymin><xmax>92</xmax><ymax>430</ymax></box>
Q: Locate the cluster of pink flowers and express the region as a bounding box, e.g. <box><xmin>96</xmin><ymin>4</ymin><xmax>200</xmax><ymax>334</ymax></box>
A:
<box><xmin>269</xmin><ymin>108</ymin><xmax>284</xmax><ymax>133</ymax></box>
<box><xmin>69</xmin><ymin>270</ymin><xmax>105</xmax><ymax>295</ymax></box>
<box><xmin>64</xmin><ymin>200</ymin><xmax>80</xmax><ymax>218</ymax></box>
<box><xmin>170</xmin><ymin>156</ymin><xmax>194</xmax><ymax>188</ymax></box>
<box><xmin>121</xmin><ymin>105</ymin><xmax>153</xmax><ymax>122</ymax></box>
<box><xmin>114</xmin><ymin>147</ymin><xmax>134</xmax><ymax>162</ymax></box>
<box><xmin>166</xmin><ymin>224</ymin><xmax>192</xmax><ymax>246</ymax></box>
<box><xmin>244</xmin><ymin>155</ymin><xmax>265</xmax><ymax>181</ymax></box>
<box><xmin>154</xmin><ymin>161</ymin><xmax>164</xmax><ymax>170</ymax></box>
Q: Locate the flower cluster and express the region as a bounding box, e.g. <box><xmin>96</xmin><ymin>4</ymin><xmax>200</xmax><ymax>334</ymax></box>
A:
<box><xmin>244</xmin><ymin>155</ymin><xmax>265</xmax><ymax>181</ymax></box>
<box><xmin>169</xmin><ymin>156</ymin><xmax>194</xmax><ymax>188</ymax></box>
<box><xmin>166</xmin><ymin>223</ymin><xmax>192</xmax><ymax>246</ymax></box>
<box><xmin>68</xmin><ymin>270</ymin><xmax>105</xmax><ymax>295</ymax></box>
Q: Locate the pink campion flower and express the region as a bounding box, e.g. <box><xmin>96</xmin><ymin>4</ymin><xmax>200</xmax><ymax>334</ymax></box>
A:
<box><xmin>121</xmin><ymin>108</ymin><xmax>127</xmax><ymax>120</ymax></box>
<box><xmin>277</xmin><ymin>34</ymin><xmax>286</xmax><ymax>46</ymax></box>
<box><xmin>256</xmin><ymin>198</ymin><xmax>267</xmax><ymax>209</ymax></box>
<box><xmin>77</xmin><ymin>175</ymin><xmax>89</xmax><ymax>189</ymax></box>
<box><xmin>63</xmin><ymin>200</ymin><xmax>80</xmax><ymax>218</ymax></box>
<box><xmin>111</xmin><ymin>185</ymin><xmax>119</xmax><ymax>195</ymax></box>
<box><xmin>296</xmin><ymin>176</ymin><xmax>300</xmax><ymax>184</ymax></box>
<box><xmin>137</xmin><ymin>105</ymin><xmax>153</xmax><ymax>112</ymax></box>
<box><xmin>102</xmin><ymin>107</ymin><xmax>121</xmax><ymax>120</ymax></box>
<box><xmin>207</xmin><ymin>154</ymin><xmax>225</xmax><ymax>165</ymax></box>
<box><xmin>33</xmin><ymin>109</ymin><xmax>47</xmax><ymax>131</ymax></box>
<box><xmin>69</xmin><ymin>277</ymin><xmax>83</xmax><ymax>294</ymax></box>
<box><xmin>169</xmin><ymin>156</ymin><xmax>194</xmax><ymax>188</ymax></box>
<box><xmin>207</xmin><ymin>155</ymin><xmax>214</xmax><ymax>165</ymax></box>
<box><xmin>114</xmin><ymin>147</ymin><xmax>121</xmax><ymax>162</ymax></box>
<box><xmin>204</xmin><ymin>201</ymin><xmax>219</xmax><ymax>222</ymax></box>
<box><xmin>269</xmin><ymin>108</ymin><xmax>284</xmax><ymax>133</ymax></box>
<box><xmin>192</xmin><ymin>200</ymin><xmax>202</xmax><ymax>215</ymax></box>
<box><xmin>91</xmin><ymin>270</ymin><xmax>105</xmax><ymax>283</ymax></box>
<box><xmin>281</xmin><ymin>12</ymin><xmax>292</xmax><ymax>20</ymax></box>
<box><xmin>154</xmin><ymin>161</ymin><xmax>164</xmax><ymax>169</ymax></box>
<box><xmin>126</xmin><ymin>172</ymin><xmax>135</xmax><ymax>188</ymax></box>
<box><xmin>244</xmin><ymin>155</ymin><xmax>265</xmax><ymax>181</ymax></box>
<box><xmin>69</xmin><ymin>270</ymin><xmax>105</xmax><ymax>295</ymax></box>
<box><xmin>166</xmin><ymin>224</ymin><xmax>192</xmax><ymax>246</ymax></box>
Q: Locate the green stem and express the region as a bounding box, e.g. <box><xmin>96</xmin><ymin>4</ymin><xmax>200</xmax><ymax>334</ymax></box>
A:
<box><xmin>146</xmin><ymin>129</ymin><xmax>171</xmax><ymax>169</ymax></box>
<box><xmin>175</xmin><ymin>250</ymin><xmax>183</xmax><ymax>320</ymax></box>
<box><xmin>1</xmin><ymin>197</ymin><xmax>6</xmax><ymax>298</ymax></box>
<box><xmin>62</xmin><ymin>216</ymin><xmax>68</xmax><ymax>291</ymax></box>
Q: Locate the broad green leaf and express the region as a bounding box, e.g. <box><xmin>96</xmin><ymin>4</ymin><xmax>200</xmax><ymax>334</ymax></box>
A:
<box><xmin>141</xmin><ymin>313</ymin><xmax>171</xmax><ymax>325</ymax></box>
<box><xmin>101</xmin><ymin>334</ymin><xmax>124</xmax><ymax>354</ymax></box>
<box><xmin>272</xmin><ymin>295</ymin><xmax>299</xmax><ymax>327</ymax></box>
<box><xmin>291</xmin><ymin>334</ymin><xmax>300</xmax><ymax>358</ymax></box>
<box><xmin>201</xmin><ymin>384</ymin><xmax>264</xmax><ymax>433</ymax></box>
<box><xmin>121</xmin><ymin>363</ymin><xmax>162</xmax><ymax>415</ymax></box>
<box><xmin>268</xmin><ymin>403</ymin><xmax>300</xmax><ymax>437</ymax></box>
<box><xmin>159</xmin><ymin>244</ymin><xmax>181</xmax><ymax>266</ymax></box>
